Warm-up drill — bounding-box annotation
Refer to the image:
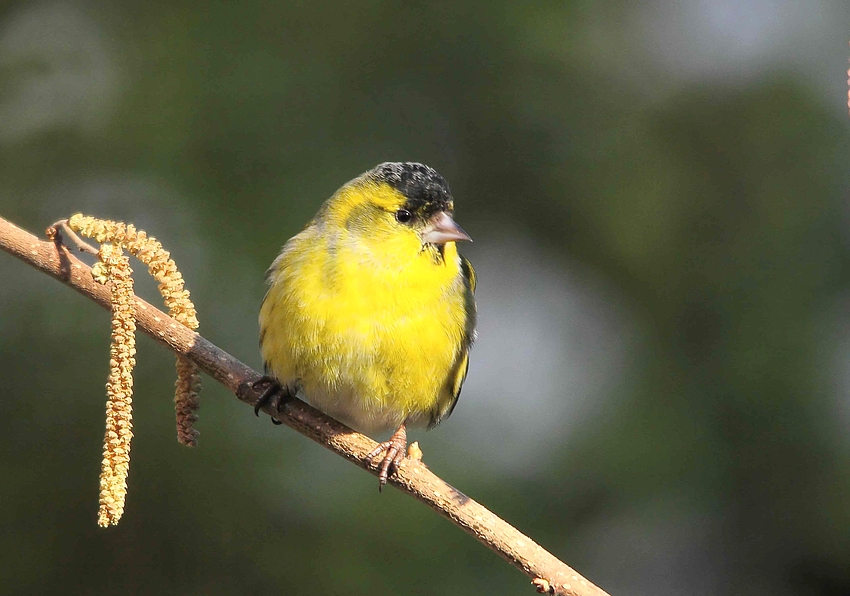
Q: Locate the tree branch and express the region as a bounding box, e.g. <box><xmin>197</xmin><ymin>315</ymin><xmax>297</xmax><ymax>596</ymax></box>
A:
<box><xmin>0</xmin><ymin>215</ymin><xmax>609</xmax><ymax>596</ymax></box>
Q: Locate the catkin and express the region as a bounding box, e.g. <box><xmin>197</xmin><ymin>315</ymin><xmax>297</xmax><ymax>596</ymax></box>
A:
<box><xmin>68</xmin><ymin>214</ymin><xmax>201</xmax><ymax>446</ymax></box>
<box><xmin>94</xmin><ymin>243</ymin><xmax>136</xmax><ymax>527</ymax></box>
<box><xmin>174</xmin><ymin>356</ymin><xmax>201</xmax><ymax>447</ymax></box>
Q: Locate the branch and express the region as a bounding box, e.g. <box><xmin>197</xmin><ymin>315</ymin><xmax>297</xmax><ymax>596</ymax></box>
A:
<box><xmin>0</xmin><ymin>215</ymin><xmax>609</xmax><ymax>596</ymax></box>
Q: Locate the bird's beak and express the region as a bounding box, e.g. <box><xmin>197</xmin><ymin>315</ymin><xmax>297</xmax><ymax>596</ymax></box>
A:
<box><xmin>421</xmin><ymin>211</ymin><xmax>472</xmax><ymax>245</ymax></box>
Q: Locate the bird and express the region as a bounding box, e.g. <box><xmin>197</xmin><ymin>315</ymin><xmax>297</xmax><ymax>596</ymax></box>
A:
<box><xmin>255</xmin><ymin>162</ymin><xmax>476</xmax><ymax>488</ymax></box>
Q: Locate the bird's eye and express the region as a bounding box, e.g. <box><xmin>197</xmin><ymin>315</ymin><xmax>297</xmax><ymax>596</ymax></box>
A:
<box><xmin>395</xmin><ymin>209</ymin><xmax>413</xmax><ymax>224</ymax></box>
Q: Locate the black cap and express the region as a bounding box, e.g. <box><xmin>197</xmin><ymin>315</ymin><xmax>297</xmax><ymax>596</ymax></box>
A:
<box><xmin>369</xmin><ymin>162</ymin><xmax>453</xmax><ymax>214</ymax></box>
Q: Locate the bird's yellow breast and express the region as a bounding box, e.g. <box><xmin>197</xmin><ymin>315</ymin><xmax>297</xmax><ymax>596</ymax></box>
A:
<box><xmin>259</xmin><ymin>222</ymin><xmax>469</xmax><ymax>434</ymax></box>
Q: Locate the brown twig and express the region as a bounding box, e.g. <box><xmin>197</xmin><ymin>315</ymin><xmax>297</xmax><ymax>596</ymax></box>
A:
<box><xmin>0</xmin><ymin>215</ymin><xmax>610</xmax><ymax>596</ymax></box>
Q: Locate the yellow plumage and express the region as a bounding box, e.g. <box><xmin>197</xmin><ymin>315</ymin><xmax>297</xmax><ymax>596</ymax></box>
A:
<box><xmin>258</xmin><ymin>162</ymin><xmax>476</xmax><ymax>484</ymax></box>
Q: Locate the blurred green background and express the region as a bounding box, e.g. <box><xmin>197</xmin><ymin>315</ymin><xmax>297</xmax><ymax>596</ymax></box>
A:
<box><xmin>3</xmin><ymin>1</ymin><xmax>850</xmax><ymax>594</ymax></box>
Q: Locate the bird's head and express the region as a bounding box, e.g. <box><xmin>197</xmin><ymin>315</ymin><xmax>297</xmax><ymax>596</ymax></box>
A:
<box><xmin>324</xmin><ymin>162</ymin><xmax>471</xmax><ymax>257</ymax></box>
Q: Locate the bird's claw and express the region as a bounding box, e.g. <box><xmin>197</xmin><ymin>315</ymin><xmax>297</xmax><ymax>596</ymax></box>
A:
<box><xmin>367</xmin><ymin>425</ymin><xmax>408</xmax><ymax>491</ymax></box>
<box><xmin>248</xmin><ymin>376</ymin><xmax>290</xmax><ymax>424</ymax></box>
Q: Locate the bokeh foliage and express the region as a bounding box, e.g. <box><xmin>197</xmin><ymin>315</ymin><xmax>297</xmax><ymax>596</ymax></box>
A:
<box><xmin>2</xmin><ymin>1</ymin><xmax>850</xmax><ymax>594</ymax></box>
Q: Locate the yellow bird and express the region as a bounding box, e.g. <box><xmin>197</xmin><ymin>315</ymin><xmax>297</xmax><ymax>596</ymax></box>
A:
<box><xmin>256</xmin><ymin>162</ymin><xmax>476</xmax><ymax>487</ymax></box>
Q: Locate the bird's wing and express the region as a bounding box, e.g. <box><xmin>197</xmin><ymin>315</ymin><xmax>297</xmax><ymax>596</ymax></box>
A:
<box><xmin>461</xmin><ymin>254</ymin><xmax>476</xmax><ymax>293</ymax></box>
<box><xmin>428</xmin><ymin>254</ymin><xmax>477</xmax><ymax>428</ymax></box>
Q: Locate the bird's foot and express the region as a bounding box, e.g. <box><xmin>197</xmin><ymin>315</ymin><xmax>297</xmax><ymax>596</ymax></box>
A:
<box><xmin>239</xmin><ymin>375</ymin><xmax>290</xmax><ymax>425</ymax></box>
<box><xmin>367</xmin><ymin>424</ymin><xmax>408</xmax><ymax>491</ymax></box>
